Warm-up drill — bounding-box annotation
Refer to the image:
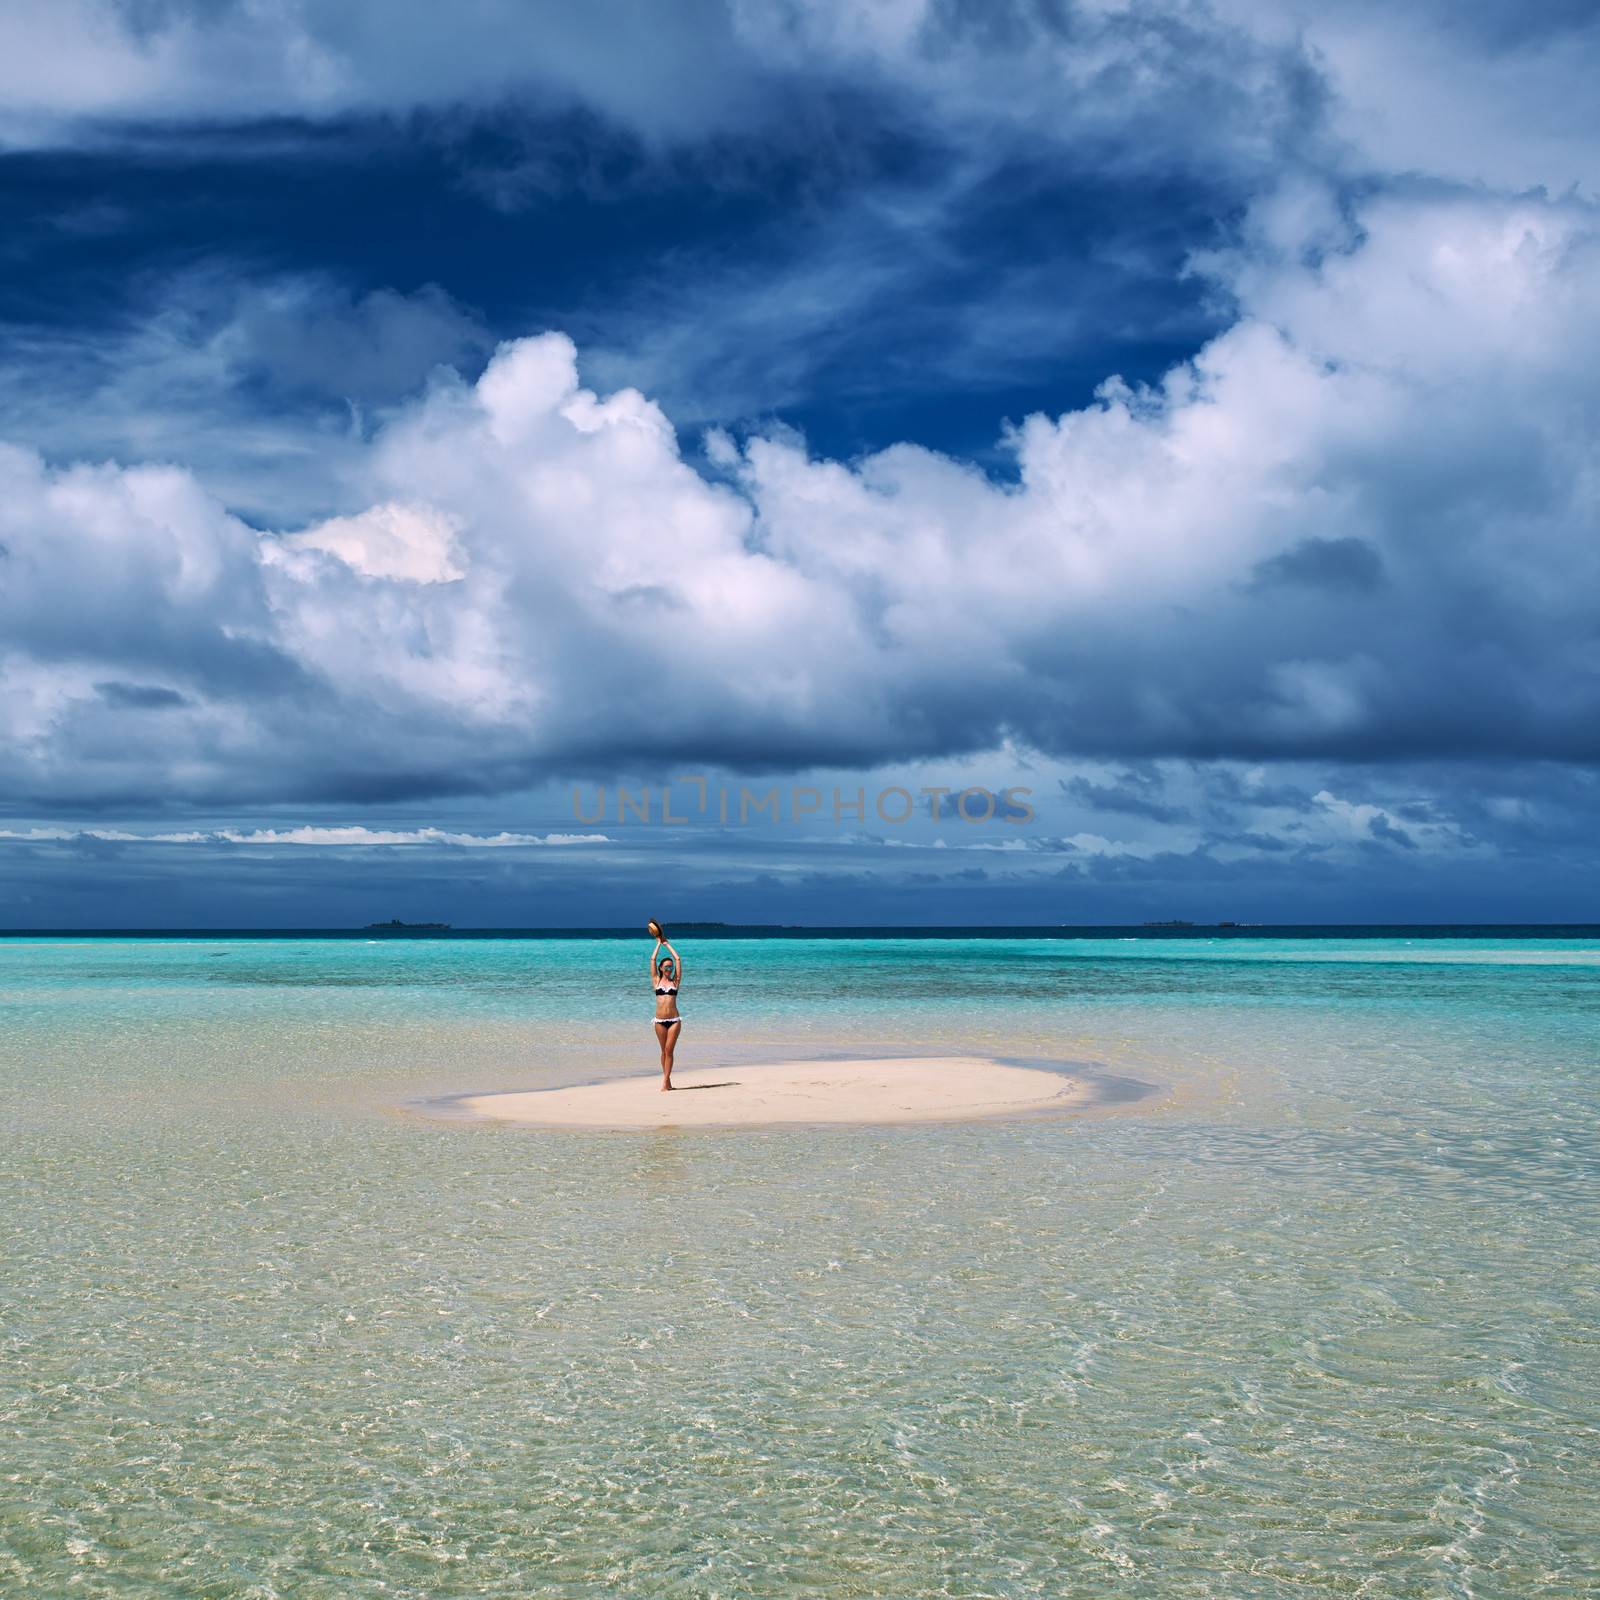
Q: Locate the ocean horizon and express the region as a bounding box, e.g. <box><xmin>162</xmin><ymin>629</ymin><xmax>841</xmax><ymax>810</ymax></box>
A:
<box><xmin>9</xmin><ymin>922</ymin><xmax>1600</xmax><ymax>939</ymax></box>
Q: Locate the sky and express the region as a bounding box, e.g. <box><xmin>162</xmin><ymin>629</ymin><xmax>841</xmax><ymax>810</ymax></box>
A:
<box><xmin>1</xmin><ymin>0</ymin><xmax>1598</xmax><ymax>927</ymax></box>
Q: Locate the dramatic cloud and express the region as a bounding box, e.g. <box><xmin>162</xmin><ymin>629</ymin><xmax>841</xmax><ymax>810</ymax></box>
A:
<box><xmin>0</xmin><ymin>271</ymin><xmax>493</xmax><ymax>524</ymax></box>
<box><xmin>1062</xmin><ymin>767</ymin><xmax>1193</xmax><ymax>825</ymax></box>
<box><xmin>0</xmin><ymin>174</ymin><xmax>1596</xmax><ymax>811</ymax></box>
<box><xmin>6</xmin><ymin>1</ymin><xmax>1593</xmax><ymax>203</ymax></box>
<box><xmin>0</xmin><ymin>0</ymin><xmax>767</xmax><ymax>148</ymax></box>
<box><xmin>1215</xmin><ymin>0</ymin><xmax>1600</xmax><ymax>191</ymax></box>
<box><xmin>1246</xmin><ymin>536</ymin><xmax>1385</xmax><ymax>596</ymax></box>
<box><xmin>6</xmin><ymin>754</ymin><xmax>1594</xmax><ymax>928</ymax></box>
<box><xmin>0</xmin><ymin>0</ymin><xmax>1597</xmax><ymax>929</ymax></box>
<box><xmin>0</xmin><ymin>0</ymin><xmax>1315</xmax><ymax>174</ymax></box>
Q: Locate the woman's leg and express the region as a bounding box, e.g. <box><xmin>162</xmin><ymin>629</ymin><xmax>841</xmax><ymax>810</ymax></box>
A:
<box><xmin>656</xmin><ymin>1021</ymin><xmax>674</xmax><ymax>1089</ymax></box>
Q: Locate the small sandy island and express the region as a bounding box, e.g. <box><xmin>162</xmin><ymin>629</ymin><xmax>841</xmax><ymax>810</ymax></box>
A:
<box><xmin>434</xmin><ymin>1056</ymin><xmax>1135</xmax><ymax>1131</ymax></box>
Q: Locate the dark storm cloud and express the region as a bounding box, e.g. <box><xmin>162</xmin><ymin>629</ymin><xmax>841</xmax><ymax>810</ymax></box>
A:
<box><xmin>4</xmin><ymin>744</ymin><xmax>1600</xmax><ymax>925</ymax></box>
<box><xmin>1195</xmin><ymin>768</ymin><xmax>1319</xmax><ymax>815</ymax></box>
<box><xmin>1246</xmin><ymin>537</ymin><xmax>1385</xmax><ymax>595</ymax></box>
<box><xmin>1200</xmin><ymin>829</ymin><xmax>1294</xmax><ymax>854</ymax></box>
<box><xmin>94</xmin><ymin>680</ymin><xmax>189</xmax><ymax>709</ymax></box>
<box><xmin>1060</xmin><ymin>769</ymin><xmax>1191</xmax><ymax>824</ymax></box>
<box><xmin>1367</xmin><ymin>813</ymin><xmax>1418</xmax><ymax>850</ymax></box>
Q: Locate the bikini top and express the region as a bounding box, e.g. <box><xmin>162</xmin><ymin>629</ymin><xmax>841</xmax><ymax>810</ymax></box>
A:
<box><xmin>654</xmin><ymin>983</ymin><xmax>678</xmax><ymax>995</ymax></box>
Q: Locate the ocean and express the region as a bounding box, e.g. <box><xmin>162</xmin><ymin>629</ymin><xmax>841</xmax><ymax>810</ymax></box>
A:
<box><xmin>2</xmin><ymin>931</ymin><xmax>1597</xmax><ymax>1596</ymax></box>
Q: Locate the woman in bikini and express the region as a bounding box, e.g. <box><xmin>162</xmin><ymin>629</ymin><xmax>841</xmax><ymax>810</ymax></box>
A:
<box><xmin>647</xmin><ymin>919</ymin><xmax>682</xmax><ymax>1091</ymax></box>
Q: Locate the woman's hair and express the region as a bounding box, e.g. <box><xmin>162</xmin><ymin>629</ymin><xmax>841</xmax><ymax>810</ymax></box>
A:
<box><xmin>647</xmin><ymin>919</ymin><xmax>666</xmax><ymax>939</ymax></box>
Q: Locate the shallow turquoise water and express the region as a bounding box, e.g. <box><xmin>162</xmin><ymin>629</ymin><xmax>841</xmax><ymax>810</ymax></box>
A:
<box><xmin>2</xmin><ymin>936</ymin><xmax>1597</xmax><ymax>1597</ymax></box>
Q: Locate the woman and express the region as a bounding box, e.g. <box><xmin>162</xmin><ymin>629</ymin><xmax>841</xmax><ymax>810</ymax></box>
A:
<box><xmin>647</xmin><ymin>919</ymin><xmax>683</xmax><ymax>1090</ymax></box>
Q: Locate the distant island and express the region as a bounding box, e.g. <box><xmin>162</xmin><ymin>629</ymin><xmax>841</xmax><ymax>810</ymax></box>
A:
<box><xmin>365</xmin><ymin>919</ymin><xmax>451</xmax><ymax>931</ymax></box>
<box><xmin>1142</xmin><ymin>920</ymin><xmax>1252</xmax><ymax>929</ymax></box>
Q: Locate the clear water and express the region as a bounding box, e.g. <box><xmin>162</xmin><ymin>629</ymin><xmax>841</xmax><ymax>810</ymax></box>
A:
<box><xmin>2</xmin><ymin>935</ymin><xmax>1597</xmax><ymax>1597</ymax></box>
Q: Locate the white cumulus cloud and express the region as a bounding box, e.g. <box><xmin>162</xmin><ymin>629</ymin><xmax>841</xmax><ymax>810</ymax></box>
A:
<box><xmin>0</xmin><ymin>176</ymin><xmax>1595</xmax><ymax>807</ymax></box>
<box><xmin>280</xmin><ymin>503</ymin><xmax>466</xmax><ymax>585</ymax></box>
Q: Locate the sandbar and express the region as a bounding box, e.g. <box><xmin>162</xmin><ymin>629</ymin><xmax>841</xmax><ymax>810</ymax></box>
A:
<box><xmin>436</xmin><ymin>1056</ymin><xmax>1134</xmax><ymax>1131</ymax></box>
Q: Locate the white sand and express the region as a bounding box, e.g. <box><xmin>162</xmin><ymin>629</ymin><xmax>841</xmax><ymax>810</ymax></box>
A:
<box><xmin>450</xmin><ymin>1056</ymin><xmax>1100</xmax><ymax>1130</ymax></box>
